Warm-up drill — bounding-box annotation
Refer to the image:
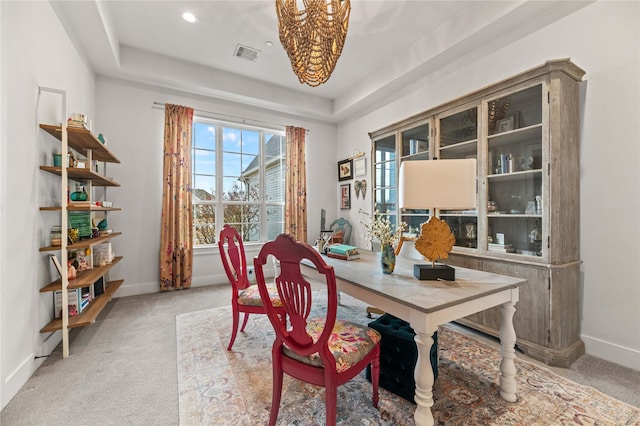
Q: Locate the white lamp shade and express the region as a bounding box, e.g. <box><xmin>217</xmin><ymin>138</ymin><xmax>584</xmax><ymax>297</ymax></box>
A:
<box><xmin>399</xmin><ymin>159</ymin><xmax>477</xmax><ymax>210</ymax></box>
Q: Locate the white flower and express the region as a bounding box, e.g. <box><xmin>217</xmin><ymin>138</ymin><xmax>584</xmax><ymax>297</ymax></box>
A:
<box><xmin>359</xmin><ymin>209</ymin><xmax>407</xmax><ymax>247</ymax></box>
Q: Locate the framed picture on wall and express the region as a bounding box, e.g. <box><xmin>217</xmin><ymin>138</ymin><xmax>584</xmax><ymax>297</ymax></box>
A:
<box><xmin>338</xmin><ymin>159</ymin><xmax>353</xmax><ymax>181</ymax></box>
<box><xmin>340</xmin><ymin>184</ymin><xmax>351</xmax><ymax>209</ymax></box>
<box><xmin>354</xmin><ymin>156</ymin><xmax>366</xmax><ymax>177</ymax></box>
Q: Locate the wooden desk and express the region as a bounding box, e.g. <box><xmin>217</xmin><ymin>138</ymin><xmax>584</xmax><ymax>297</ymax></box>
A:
<box><xmin>302</xmin><ymin>250</ymin><xmax>526</xmax><ymax>426</ymax></box>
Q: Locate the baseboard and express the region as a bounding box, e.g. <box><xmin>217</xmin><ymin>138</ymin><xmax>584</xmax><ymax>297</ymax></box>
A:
<box><xmin>1</xmin><ymin>331</ymin><xmax>62</xmax><ymax>410</ymax></box>
<box><xmin>113</xmin><ymin>267</ymin><xmax>278</xmax><ymax>298</ymax></box>
<box><xmin>581</xmin><ymin>334</ymin><xmax>640</xmax><ymax>371</ymax></box>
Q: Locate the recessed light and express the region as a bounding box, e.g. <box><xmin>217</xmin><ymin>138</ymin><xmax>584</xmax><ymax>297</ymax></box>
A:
<box><xmin>265</xmin><ymin>41</ymin><xmax>273</xmax><ymax>47</ymax></box>
<box><xmin>182</xmin><ymin>12</ymin><xmax>196</xmax><ymax>23</ymax></box>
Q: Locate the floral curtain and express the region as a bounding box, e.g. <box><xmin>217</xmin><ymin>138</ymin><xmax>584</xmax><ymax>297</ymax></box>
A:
<box><xmin>160</xmin><ymin>104</ymin><xmax>194</xmax><ymax>290</ymax></box>
<box><xmin>285</xmin><ymin>126</ymin><xmax>307</xmax><ymax>242</ymax></box>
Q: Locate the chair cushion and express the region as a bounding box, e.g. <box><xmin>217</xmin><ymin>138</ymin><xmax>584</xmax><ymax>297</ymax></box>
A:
<box><xmin>238</xmin><ymin>284</ymin><xmax>283</xmax><ymax>307</ymax></box>
<box><xmin>283</xmin><ymin>319</ymin><xmax>381</xmax><ymax>373</ymax></box>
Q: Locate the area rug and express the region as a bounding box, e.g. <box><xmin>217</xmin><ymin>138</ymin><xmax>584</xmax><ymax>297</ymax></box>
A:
<box><xmin>176</xmin><ymin>292</ymin><xmax>640</xmax><ymax>425</ymax></box>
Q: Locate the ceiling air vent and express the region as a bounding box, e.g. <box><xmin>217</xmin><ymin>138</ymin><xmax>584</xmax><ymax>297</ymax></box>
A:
<box><xmin>234</xmin><ymin>44</ymin><xmax>260</xmax><ymax>62</ymax></box>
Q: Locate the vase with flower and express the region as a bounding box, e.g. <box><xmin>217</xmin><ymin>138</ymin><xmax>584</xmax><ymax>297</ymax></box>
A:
<box><xmin>360</xmin><ymin>209</ymin><xmax>407</xmax><ymax>274</ymax></box>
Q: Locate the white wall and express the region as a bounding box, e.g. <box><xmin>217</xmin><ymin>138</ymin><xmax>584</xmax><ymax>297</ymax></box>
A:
<box><xmin>94</xmin><ymin>77</ymin><xmax>337</xmax><ymax>297</ymax></box>
<box><xmin>0</xmin><ymin>1</ymin><xmax>96</xmax><ymax>409</ymax></box>
<box><xmin>336</xmin><ymin>1</ymin><xmax>640</xmax><ymax>370</ymax></box>
<box><xmin>1</xmin><ymin>0</ymin><xmax>638</xmax><ymax>412</ymax></box>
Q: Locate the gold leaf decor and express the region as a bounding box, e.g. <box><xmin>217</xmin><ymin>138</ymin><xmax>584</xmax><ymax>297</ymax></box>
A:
<box><xmin>415</xmin><ymin>217</ymin><xmax>455</xmax><ymax>265</ymax></box>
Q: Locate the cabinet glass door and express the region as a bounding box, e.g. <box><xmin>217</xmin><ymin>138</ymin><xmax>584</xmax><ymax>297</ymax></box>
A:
<box><xmin>399</xmin><ymin>122</ymin><xmax>430</xmax><ymax>237</ymax></box>
<box><xmin>486</xmin><ymin>84</ymin><xmax>543</xmax><ymax>257</ymax></box>
<box><xmin>438</xmin><ymin>106</ymin><xmax>479</xmax><ymax>249</ymax></box>
<box><xmin>373</xmin><ymin>134</ymin><xmax>399</xmax><ymax>230</ymax></box>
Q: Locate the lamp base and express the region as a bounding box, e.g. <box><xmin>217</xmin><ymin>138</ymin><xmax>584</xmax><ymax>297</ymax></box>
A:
<box><xmin>413</xmin><ymin>264</ymin><xmax>455</xmax><ymax>281</ymax></box>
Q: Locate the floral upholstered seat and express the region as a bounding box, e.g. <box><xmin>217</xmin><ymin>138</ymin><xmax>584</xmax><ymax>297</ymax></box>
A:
<box><xmin>238</xmin><ymin>284</ymin><xmax>283</xmax><ymax>307</ymax></box>
<box><xmin>283</xmin><ymin>318</ymin><xmax>381</xmax><ymax>373</ymax></box>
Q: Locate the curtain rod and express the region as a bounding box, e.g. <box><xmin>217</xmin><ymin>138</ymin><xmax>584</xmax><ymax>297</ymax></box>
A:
<box><xmin>152</xmin><ymin>101</ymin><xmax>308</xmax><ymax>132</ymax></box>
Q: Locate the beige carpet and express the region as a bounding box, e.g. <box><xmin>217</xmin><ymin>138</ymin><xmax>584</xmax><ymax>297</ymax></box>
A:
<box><xmin>176</xmin><ymin>292</ymin><xmax>640</xmax><ymax>425</ymax></box>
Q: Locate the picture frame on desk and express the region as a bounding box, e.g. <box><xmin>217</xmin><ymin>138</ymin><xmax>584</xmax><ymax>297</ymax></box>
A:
<box><xmin>338</xmin><ymin>158</ymin><xmax>353</xmax><ymax>181</ymax></box>
<box><xmin>340</xmin><ymin>184</ymin><xmax>351</xmax><ymax>210</ymax></box>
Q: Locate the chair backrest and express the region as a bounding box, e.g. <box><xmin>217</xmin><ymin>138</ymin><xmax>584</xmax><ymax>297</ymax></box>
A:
<box><xmin>218</xmin><ymin>224</ymin><xmax>251</xmax><ymax>292</ymax></box>
<box><xmin>254</xmin><ymin>234</ymin><xmax>338</xmax><ymax>358</ymax></box>
<box><xmin>330</xmin><ymin>218</ymin><xmax>352</xmax><ymax>244</ymax></box>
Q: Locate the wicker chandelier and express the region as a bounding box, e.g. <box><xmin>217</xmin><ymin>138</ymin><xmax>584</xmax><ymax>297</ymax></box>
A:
<box><xmin>276</xmin><ymin>0</ymin><xmax>351</xmax><ymax>87</ymax></box>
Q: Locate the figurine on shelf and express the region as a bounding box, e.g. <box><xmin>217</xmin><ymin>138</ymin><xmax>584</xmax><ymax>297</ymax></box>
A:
<box><xmin>68</xmin><ymin>151</ymin><xmax>75</xmax><ymax>168</ymax></box>
<box><xmin>67</xmin><ymin>260</ymin><xmax>77</xmax><ymax>281</ymax></box>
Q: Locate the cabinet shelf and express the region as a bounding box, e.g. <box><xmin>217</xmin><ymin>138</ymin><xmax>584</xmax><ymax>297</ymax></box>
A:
<box><xmin>439</xmin><ymin>139</ymin><xmax>477</xmax><ymax>157</ymax></box>
<box><xmin>39</xmin><ymin>232</ymin><xmax>122</xmax><ymax>252</ymax></box>
<box><xmin>487</xmin><ymin>124</ymin><xmax>542</xmax><ymax>148</ymax></box>
<box><xmin>40</xmin><ymin>256</ymin><xmax>123</xmax><ymax>292</ymax></box>
<box><xmin>488</xmin><ymin>213</ymin><xmax>542</xmax><ymax>218</ymax></box>
<box><xmin>39</xmin><ymin>124</ymin><xmax>120</xmax><ymax>163</ymax></box>
<box><xmin>488</xmin><ymin>169</ymin><xmax>542</xmax><ymax>182</ymax></box>
<box><xmin>40</xmin><ymin>166</ymin><xmax>120</xmax><ymax>187</ymax></box>
<box><xmin>40</xmin><ymin>206</ymin><xmax>121</xmax><ymax>212</ymax></box>
<box><xmin>39</xmin><ymin>279</ymin><xmax>124</xmax><ymax>333</ymax></box>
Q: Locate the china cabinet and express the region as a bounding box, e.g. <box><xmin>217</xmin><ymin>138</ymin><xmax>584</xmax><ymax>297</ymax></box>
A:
<box><xmin>39</xmin><ymin>123</ymin><xmax>123</xmax><ymax>357</ymax></box>
<box><xmin>369</xmin><ymin>59</ymin><xmax>585</xmax><ymax>366</ymax></box>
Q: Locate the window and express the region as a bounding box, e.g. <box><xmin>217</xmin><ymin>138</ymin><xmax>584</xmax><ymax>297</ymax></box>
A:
<box><xmin>373</xmin><ymin>134</ymin><xmax>398</xmax><ymax>229</ymax></box>
<box><xmin>191</xmin><ymin>118</ymin><xmax>286</xmax><ymax>246</ymax></box>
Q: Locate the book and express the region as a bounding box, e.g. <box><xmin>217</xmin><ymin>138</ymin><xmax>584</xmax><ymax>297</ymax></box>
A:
<box><xmin>328</xmin><ymin>244</ymin><xmax>359</xmax><ymax>256</ymax></box>
<box><xmin>54</xmin><ymin>289</ymin><xmax>81</xmax><ymax>318</ymax></box>
<box><xmin>488</xmin><ymin>243</ymin><xmax>515</xmax><ymax>253</ymax></box>
<box><xmin>327</xmin><ymin>251</ymin><xmax>360</xmax><ymax>261</ymax></box>
<box><xmin>93</xmin><ymin>242</ymin><xmax>114</xmax><ymax>265</ymax></box>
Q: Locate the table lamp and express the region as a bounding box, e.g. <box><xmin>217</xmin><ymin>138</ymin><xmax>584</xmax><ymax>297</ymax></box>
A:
<box><xmin>399</xmin><ymin>159</ymin><xmax>477</xmax><ymax>280</ymax></box>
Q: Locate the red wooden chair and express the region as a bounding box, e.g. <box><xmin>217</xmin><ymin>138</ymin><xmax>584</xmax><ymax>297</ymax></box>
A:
<box><xmin>254</xmin><ymin>233</ymin><xmax>381</xmax><ymax>425</ymax></box>
<box><xmin>218</xmin><ymin>224</ymin><xmax>285</xmax><ymax>351</ymax></box>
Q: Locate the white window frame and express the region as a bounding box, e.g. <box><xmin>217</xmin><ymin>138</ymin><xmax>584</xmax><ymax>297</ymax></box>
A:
<box><xmin>191</xmin><ymin>117</ymin><xmax>286</xmax><ymax>247</ymax></box>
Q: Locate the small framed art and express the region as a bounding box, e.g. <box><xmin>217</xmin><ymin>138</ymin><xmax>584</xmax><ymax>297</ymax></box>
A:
<box><xmin>353</xmin><ymin>156</ymin><xmax>366</xmax><ymax>177</ymax></box>
<box><xmin>338</xmin><ymin>159</ymin><xmax>353</xmax><ymax>181</ymax></box>
<box><xmin>496</xmin><ymin>114</ymin><xmax>519</xmax><ymax>134</ymax></box>
<box><xmin>340</xmin><ymin>184</ymin><xmax>351</xmax><ymax>209</ymax></box>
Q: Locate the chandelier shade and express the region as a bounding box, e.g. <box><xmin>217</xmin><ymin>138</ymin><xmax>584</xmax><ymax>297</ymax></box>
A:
<box><xmin>276</xmin><ymin>0</ymin><xmax>351</xmax><ymax>87</ymax></box>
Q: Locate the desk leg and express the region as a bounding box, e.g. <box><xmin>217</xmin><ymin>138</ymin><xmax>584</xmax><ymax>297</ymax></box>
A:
<box><xmin>499</xmin><ymin>301</ymin><xmax>518</xmax><ymax>402</ymax></box>
<box><xmin>413</xmin><ymin>330</ymin><xmax>436</xmax><ymax>426</ymax></box>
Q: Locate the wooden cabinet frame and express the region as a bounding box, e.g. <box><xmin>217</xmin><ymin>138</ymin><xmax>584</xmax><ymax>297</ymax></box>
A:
<box><xmin>369</xmin><ymin>59</ymin><xmax>585</xmax><ymax>366</ymax></box>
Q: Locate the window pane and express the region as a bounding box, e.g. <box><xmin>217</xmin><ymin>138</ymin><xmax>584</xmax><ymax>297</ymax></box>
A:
<box><xmin>374</xmin><ymin>188</ymin><xmax>396</xmax><ymax>213</ymax></box>
<box><xmin>223</xmin><ymin>177</ymin><xmax>247</xmax><ymax>201</ymax></box>
<box><xmin>266</xmin><ymin>205</ymin><xmax>284</xmax><ymax>240</ymax></box>
<box><xmin>193</xmin><ymin>204</ymin><xmax>216</xmax><ymax>245</ymax></box>
<box><xmin>222</xmin><ymin>152</ymin><xmax>242</xmax><ymax>176</ymax></box>
<box><xmin>193</xmin><ymin>149</ymin><xmax>215</xmax><ymax>176</ymax></box>
<box><xmin>375</xmin><ymin>162</ymin><xmax>396</xmax><ymax>188</ymax></box>
<box><xmin>241</xmin><ymin>129</ymin><xmax>260</xmax><ymax>155</ymax></box>
<box><xmin>375</xmin><ymin>136</ymin><xmax>395</xmax><ymax>162</ymax></box>
<box><xmin>193</xmin><ymin>122</ymin><xmax>215</xmax><ymax>150</ymax></box>
<box><xmin>193</xmin><ymin>175</ymin><xmax>215</xmax><ymax>200</ymax></box>
<box><xmin>222</xmin><ymin>127</ymin><xmax>242</xmax><ymax>152</ymax></box>
<box><xmin>265</xmin><ymin>135</ymin><xmax>285</xmax><ymax>202</ymax></box>
<box><xmin>223</xmin><ymin>204</ymin><xmax>260</xmax><ymax>242</ymax></box>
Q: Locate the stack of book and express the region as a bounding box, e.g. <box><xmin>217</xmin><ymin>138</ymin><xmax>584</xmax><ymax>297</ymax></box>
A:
<box><xmin>67</xmin><ymin>118</ymin><xmax>88</xmax><ymax>129</ymax></box>
<box><xmin>327</xmin><ymin>244</ymin><xmax>360</xmax><ymax>260</ymax></box>
<box><xmin>488</xmin><ymin>243</ymin><xmax>516</xmax><ymax>253</ymax></box>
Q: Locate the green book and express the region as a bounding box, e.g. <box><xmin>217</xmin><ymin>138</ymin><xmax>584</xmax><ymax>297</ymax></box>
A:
<box><xmin>329</xmin><ymin>244</ymin><xmax>359</xmax><ymax>256</ymax></box>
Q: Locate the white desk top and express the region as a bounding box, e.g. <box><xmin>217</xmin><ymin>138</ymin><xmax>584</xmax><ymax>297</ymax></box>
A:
<box><xmin>304</xmin><ymin>250</ymin><xmax>526</xmax><ymax>315</ymax></box>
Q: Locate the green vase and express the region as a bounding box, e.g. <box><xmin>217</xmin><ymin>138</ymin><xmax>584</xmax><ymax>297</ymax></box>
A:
<box><xmin>380</xmin><ymin>243</ymin><xmax>396</xmax><ymax>274</ymax></box>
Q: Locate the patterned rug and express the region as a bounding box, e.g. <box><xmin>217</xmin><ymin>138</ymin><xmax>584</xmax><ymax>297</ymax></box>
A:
<box><xmin>176</xmin><ymin>291</ymin><xmax>640</xmax><ymax>425</ymax></box>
